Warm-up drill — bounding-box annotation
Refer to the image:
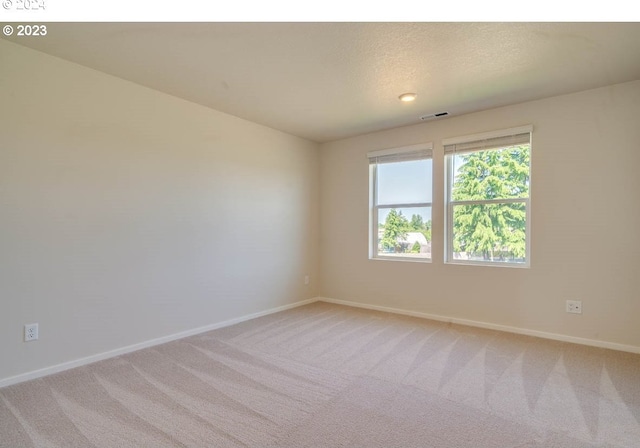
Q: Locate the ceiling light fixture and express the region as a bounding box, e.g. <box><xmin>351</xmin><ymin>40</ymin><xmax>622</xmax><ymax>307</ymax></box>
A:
<box><xmin>399</xmin><ymin>93</ymin><xmax>417</xmax><ymax>102</ymax></box>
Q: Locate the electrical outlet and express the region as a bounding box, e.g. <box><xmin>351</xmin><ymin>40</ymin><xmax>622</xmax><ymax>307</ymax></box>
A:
<box><xmin>304</xmin><ymin>275</ymin><xmax>310</xmax><ymax>285</ymax></box>
<box><xmin>24</xmin><ymin>323</ymin><xmax>39</xmax><ymax>341</ymax></box>
<box><xmin>566</xmin><ymin>300</ymin><xmax>582</xmax><ymax>314</ymax></box>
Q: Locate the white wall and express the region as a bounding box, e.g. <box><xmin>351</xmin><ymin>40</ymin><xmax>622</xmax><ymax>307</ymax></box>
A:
<box><xmin>0</xmin><ymin>40</ymin><xmax>320</xmax><ymax>382</ymax></box>
<box><xmin>320</xmin><ymin>80</ymin><xmax>640</xmax><ymax>349</ymax></box>
<box><xmin>2</xmin><ymin>38</ymin><xmax>638</xmax><ymax>386</ymax></box>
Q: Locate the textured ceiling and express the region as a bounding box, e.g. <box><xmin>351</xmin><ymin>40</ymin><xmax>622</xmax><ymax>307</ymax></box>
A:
<box><xmin>4</xmin><ymin>22</ymin><xmax>640</xmax><ymax>142</ymax></box>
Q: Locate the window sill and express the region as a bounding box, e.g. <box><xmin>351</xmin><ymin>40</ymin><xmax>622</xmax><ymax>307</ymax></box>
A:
<box><xmin>445</xmin><ymin>260</ymin><xmax>530</xmax><ymax>269</ymax></box>
<box><xmin>371</xmin><ymin>255</ymin><xmax>432</xmax><ymax>263</ymax></box>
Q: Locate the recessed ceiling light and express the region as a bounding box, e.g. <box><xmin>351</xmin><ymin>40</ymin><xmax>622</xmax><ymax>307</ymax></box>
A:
<box><xmin>399</xmin><ymin>93</ymin><xmax>417</xmax><ymax>102</ymax></box>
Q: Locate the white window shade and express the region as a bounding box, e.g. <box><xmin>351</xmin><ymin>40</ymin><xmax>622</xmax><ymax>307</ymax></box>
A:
<box><xmin>368</xmin><ymin>143</ymin><xmax>433</xmax><ymax>164</ymax></box>
<box><xmin>443</xmin><ymin>125</ymin><xmax>532</xmax><ymax>155</ymax></box>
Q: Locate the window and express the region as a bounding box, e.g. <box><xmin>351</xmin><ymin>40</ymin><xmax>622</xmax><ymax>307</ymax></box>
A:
<box><xmin>369</xmin><ymin>144</ymin><xmax>433</xmax><ymax>261</ymax></box>
<box><xmin>444</xmin><ymin>126</ymin><xmax>532</xmax><ymax>267</ymax></box>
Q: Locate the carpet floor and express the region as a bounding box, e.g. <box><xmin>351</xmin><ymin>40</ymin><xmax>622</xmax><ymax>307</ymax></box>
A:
<box><xmin>1</xmin><ymin>302</ymin><xmax>639</xmax><ymax>447</ymax></box>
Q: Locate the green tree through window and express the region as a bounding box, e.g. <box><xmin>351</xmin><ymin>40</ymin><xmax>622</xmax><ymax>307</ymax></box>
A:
<box><xmin>452</xmin><ymin>146</ymin><xmax>529</xmax><ymax>261</ymax></box>
<box><xmin>381</xmin><ymin>209</ymin><xmax>409</xmax><ymax>252</ymax></box>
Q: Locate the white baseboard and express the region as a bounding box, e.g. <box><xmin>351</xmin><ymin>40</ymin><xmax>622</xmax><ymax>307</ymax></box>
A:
<box><xmin>0</xmin><ymin>297</ymin><xmax>318</xmax><ymax>389</ymax></box>
<box><xmin>318</xmin><ymin>297</ymin><xmax>640</xmax><ymax>355</ymax></box>
<box><xmin>4</xmin><ymin>295</ymin><xmax>638</xmax><ymax>388</ymax></box>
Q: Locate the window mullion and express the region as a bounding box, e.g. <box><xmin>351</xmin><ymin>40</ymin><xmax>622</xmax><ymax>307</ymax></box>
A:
<box><xmin>375</xmin><ymin>202</ymin><xmax>431</xmax><ymax>209</ymax></box>
<box><xmin>450</xmin><ymin>198</ymin><xmax>527</xmax><ymax>206</ymax></box>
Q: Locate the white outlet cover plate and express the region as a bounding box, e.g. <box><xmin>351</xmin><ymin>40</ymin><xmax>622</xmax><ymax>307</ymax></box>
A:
<box><xmin>566</xmin><ymin>300</ymin><xmax>582</xmax><ymax>314</ymax></box>
<box><xmin>24</xmin><ymin>323</ymin><xmax>39</xmax><ymax>341</ymax></box>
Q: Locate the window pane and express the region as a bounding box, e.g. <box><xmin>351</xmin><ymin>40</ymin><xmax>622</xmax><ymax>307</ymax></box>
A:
<box><xmin>451</xmin><ymin>202</ymin><xmax>527</xmax><ymax>263</ymax></box>
<box><xmin>451</xmin><ymin>145</ymin><xmax>530</xmax><ymax>201</ymax></box>
<box><xmin>377</xmin><ymin>159</ymin><xmax>432</xmax><ymax>205</ymax></box>
<box><xmin>377</xmin><ymin>207</ymin><xmax>431</xmax><ymax>259</ymax></box>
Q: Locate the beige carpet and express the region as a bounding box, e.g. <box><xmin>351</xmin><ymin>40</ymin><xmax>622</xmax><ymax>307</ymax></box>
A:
<box><xmin>1</xmin><ymin>302</ymin><xmax>639</xmax><ymax>447</ymax></box>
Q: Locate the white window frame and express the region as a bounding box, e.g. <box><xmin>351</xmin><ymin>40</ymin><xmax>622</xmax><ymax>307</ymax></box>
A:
<box><xmin>444</xmin><ymin>125</ymin><xmax>532</xmax><ymax>268</ymax></box>
<box><xmin>368</xmin><ymin>143</ymin><xmax>433</xmax><ymax>262</ymax></box>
